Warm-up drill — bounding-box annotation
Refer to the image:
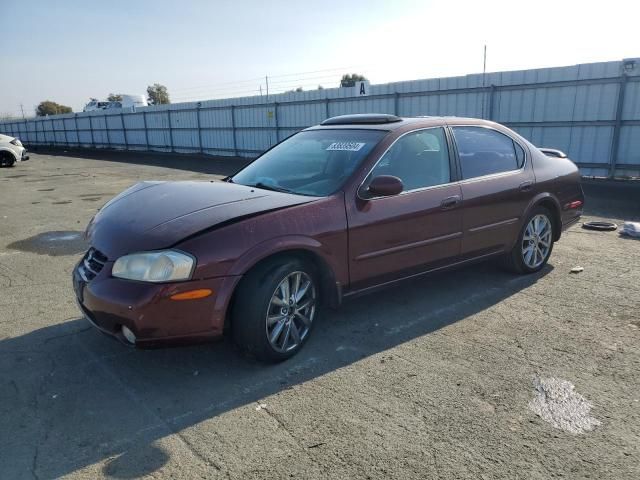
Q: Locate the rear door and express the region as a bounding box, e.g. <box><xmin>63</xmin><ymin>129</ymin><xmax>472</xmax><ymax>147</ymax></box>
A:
<box><xmin>449</xmin><ymin>125</ymin><xmax>535</xmax><ymax>257</ymax></box>
<box><xmin>346</xmin><ymin>127</ymin><xmax>463</xmax><ymax>289</ymax></box>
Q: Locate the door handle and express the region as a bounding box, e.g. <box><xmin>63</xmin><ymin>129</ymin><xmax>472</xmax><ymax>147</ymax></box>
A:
<box><xmin>440</xmin><ymin>195</ymin><xmax>461</xmax><ymax>209</ymax></box>
<box><xmin>519</xmin><ymin>181</ymin><xmax>533</xmax><ymax>192</ymax></box>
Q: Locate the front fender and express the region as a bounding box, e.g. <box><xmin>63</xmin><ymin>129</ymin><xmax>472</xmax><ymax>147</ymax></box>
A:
<box><xmin>228</xmin><ymin>235</ymin><xmax>332</xmax><ymax>276</ymax></box>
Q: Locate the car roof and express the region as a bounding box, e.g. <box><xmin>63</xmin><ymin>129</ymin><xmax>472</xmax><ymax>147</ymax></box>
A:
<box><xmin>305</xmin><ymin>115</ymin><xmax>497</xmax><ymax>132</ymax></box>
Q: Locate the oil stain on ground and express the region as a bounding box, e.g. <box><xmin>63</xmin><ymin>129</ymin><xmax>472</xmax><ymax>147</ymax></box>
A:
<box><xmin>7</xmin><ymin>231</ymin><xmax>87</xmax><ymax>256</ymax></box>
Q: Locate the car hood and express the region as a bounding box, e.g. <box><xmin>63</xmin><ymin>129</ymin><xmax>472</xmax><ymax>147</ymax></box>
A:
<box><xmin>86</xmin><ymin>180</ymin><xmax>319</xmax><ymax>259</ymax></box>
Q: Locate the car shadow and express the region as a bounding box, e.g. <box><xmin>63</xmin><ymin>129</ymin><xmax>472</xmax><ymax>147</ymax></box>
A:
<box><xmin>1</xmin><ymin>261</ymin><xmax>551</xmax><ymax>479</ymax></box>
<box><xmin>30</xmin><ymin>146</ymin><xmax>253</xmax><ymax>177</ymax></box>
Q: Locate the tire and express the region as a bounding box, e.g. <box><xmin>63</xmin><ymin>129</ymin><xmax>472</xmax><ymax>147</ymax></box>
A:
<box><xmin>502</xmin><ymin>206</ymin><xmax>555</xmax><ymax>274</ymax></box>
<box><xmin>0</xmin><ymin>152</ymin><xmax>15</xmax><ymax>167</ymax></box>
<box><xmin>231</xmin><ymin>256</ymin><xmax>320</xmax><ymax>362</ymax></box>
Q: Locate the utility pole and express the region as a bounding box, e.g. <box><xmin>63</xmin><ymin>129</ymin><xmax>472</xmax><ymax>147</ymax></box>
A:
<box><xmin>482</xmin><ymin>44</ymin><xmax>487</xmax><ymax>118</ymax></box>
<box><xmin>20</xmin><ymin>104</ymin><xmax>25</xmax><ymax>120</ymax></box>
<box><xmin>265</xmin><ymin>75</ymin><xmax>269</xmax><ymax>100</ymax></box>
<box><xmin>483</xmin><ymin>44</ymin><xmax>487</xmax><ymax>82</ymax></box>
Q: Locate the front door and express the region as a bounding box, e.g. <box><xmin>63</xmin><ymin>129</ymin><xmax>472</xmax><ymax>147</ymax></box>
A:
<box><xmin>346</xmin><ymin>127</ymin><xmax>463</xmax><ymax>289</ymax></box>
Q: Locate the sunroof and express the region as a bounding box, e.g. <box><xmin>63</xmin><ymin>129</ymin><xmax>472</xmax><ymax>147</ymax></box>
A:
<box><xmin>320</xmin><ymin>114</ymin><xmax>403</xmax><ymax>125</ymax></box>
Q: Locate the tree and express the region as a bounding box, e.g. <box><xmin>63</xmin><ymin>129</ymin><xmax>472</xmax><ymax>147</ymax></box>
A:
<box><xmin>340</xmin><ymin>73</ymin><xmax>368</xmax><ymax>88</ymax></box>
<box><xmin>317</xmin><ymin>85</ymin><xmax>324</xmax><ymax>90</ymax></box>
<box><xmin>107</xmin><ymin>93</ymin><xmax>123</xmax><ymax>102</ymax></box>
<box><xmin>147</xmin><ymin>84</ymin><xmax>170</xmax><ymax>105</ymax></box>
<box><xmin>36</xmin><ymin>101</ymin><xmax>73</xmax><ymax>116</ymax></box>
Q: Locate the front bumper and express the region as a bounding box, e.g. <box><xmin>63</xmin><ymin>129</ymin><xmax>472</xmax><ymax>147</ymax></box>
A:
<box><xmin>21</xmin><ymin>149</ymin><xmax>29</xmax><ymax>161</ymax></box>
<box><xmin>72</xmin><ymin>258</ymin><xmax>241</xmax><ymax>347</ymax></box>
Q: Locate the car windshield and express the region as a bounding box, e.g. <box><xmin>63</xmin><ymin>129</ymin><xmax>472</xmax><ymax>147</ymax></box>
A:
<box><xmin>231</xmin><ymin>129</ymin><xmax>386</xmax><ymax>196</ymax></box>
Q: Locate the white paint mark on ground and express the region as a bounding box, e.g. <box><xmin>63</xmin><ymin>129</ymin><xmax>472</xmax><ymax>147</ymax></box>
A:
<box><xmin>528</xmin><ymin>377</ymin><xmax>601</xmax><ymax>434</ymax></box>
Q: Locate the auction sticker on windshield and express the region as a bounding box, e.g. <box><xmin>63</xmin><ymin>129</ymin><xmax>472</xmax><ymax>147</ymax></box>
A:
<box><xmin>326</xmin><ymin>142</ymin><xmax>366</xmax><ymax>151</ymax></box>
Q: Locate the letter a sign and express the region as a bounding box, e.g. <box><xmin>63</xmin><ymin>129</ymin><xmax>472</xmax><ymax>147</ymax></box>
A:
<box><xmin>356</xmin><ymin>80</ymin><xmax>370</xmax><ymax>96</ymax></box>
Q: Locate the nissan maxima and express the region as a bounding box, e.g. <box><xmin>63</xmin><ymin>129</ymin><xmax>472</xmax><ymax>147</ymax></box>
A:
<box><xmin>73</xmin><ymin>114</ymin><xmax>584</xmax><ymax>361</ymax></box>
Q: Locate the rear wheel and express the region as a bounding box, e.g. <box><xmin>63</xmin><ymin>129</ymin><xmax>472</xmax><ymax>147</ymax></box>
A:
<box><xmin>503</xmin><ymin>206</ymin><xmax>555</xmax><ymax>274</ymax></box>
<box><xmin>0</xmin><ymin>152</ymin><xmax>16</xmax><ymax>167</ymax></box>
<box><xmin>231</xmin><ymin>257</ymin><xmax>319</xmax><ymax>362</ymax></box>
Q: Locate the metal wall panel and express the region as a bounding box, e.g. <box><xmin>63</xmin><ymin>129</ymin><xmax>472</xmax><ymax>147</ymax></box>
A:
<box><xmin>622</xmin><ymin>81</ymin><xmax>640</xmax><ymax>120</ymax></box>
<box><xmin>2</xmin><ymin>58</ymin><xmax>639</xmax><ymax>176</ymax></box>
<box><xmin>201</xmin><ymin>129</ymin><xmax>234</xmax><ymax>151</ymax></box>
<box><xmin>617</xmin><ymin>126</ymin><xmax>640</xmax><ymax>166</ymax></box>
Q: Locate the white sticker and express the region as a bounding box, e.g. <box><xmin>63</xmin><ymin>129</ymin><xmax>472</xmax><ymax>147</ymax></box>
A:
<box><xmin>326</xmin><ymin>142</ymin><xmax>366</xmax><ymax>152</ymax></box>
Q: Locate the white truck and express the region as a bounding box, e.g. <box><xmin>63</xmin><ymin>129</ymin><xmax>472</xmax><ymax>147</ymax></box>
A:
<box><xmin>105</xmin><ymin>94</ymin><xmax>148</xmax><ymax>110</ymax></box>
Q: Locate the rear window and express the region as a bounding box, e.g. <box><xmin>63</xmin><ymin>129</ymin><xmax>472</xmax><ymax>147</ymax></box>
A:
<box><xmin>232</xmin><ymin>129</ymin><xmax>386</xmax><ymax>196</ymax></box>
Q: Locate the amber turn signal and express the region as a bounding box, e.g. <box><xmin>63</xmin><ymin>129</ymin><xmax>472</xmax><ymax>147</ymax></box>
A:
<box><xmin>170</xmin><ymin>289</ymin><xmax>213</xmax><ymax>301</ymax></box>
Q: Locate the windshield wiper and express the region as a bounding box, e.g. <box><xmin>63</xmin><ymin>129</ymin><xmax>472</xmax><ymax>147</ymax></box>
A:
<box><xmin>248</xmin><ymin>182</ymin><xmax>294</xmax><ymax>194</ymax></box>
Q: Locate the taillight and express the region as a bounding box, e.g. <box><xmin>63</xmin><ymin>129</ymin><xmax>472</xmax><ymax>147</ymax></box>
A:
<box><xmin>564</xmin><ymin>200</ymin><xmax>583</xmax><ymax>209</ymax></box>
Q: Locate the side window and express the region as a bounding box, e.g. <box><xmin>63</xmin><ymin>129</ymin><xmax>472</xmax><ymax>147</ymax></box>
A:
<box><xmin>368</xmin><ymin>127</ymin><xmax>451</xmax><ymax>192</ymax></box>
<box><xmin>514</xmin><ymin>141</ymin><xmax>525</xmax><ymax>168</ymax></box>
<box><xmin>452</xmin><ymin>127</ymin><xmax>522</xmax><ymax>179</ymax></box>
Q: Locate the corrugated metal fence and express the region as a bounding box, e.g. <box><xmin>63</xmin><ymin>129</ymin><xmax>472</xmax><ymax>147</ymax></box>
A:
<box><xmin>2</xmin><ymin>58</ymin><xmax>639</xmax><ymax>178</ymax></box>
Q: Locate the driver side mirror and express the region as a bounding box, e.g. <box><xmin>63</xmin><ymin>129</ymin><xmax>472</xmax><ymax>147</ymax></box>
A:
<box><xmin>365</xmin><ymin>175</ymin><xmax>403</xmax><ymax>197</ymax></box>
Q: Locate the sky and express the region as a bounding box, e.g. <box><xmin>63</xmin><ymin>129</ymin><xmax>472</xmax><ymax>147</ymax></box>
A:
<box><xmin>1</xmin><ymin>0</ymin><xmax>639</xmax><ymax>117</ymax></box>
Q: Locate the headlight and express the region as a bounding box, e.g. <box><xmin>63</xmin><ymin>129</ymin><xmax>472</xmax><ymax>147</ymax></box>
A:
<box><xmin>112</xmin><ymin>250</ymin><xmax>195</xmax><ymax>282</ymax></box>
<box><xmin>10</xmin><ymin>138</ymin><xmax>22</xmax><ymax>147</ymax></box>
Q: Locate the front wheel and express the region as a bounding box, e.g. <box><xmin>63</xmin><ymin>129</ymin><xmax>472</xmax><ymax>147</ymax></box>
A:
<box><xmin>503</xmin><ymin>207</ymin><xmax>555</xmax><ymax>274</ymax></box>
<box><xmin>231</xmin><ymin>257</ymin><xmax>319</xmax><ymax>362</ymax></box>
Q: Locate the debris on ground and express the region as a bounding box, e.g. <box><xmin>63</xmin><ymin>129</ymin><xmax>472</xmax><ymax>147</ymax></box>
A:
<box><xmin>255</xmin><ymin>403</ymin><xmax>267</xmax><ymax>411</ymax></box>
<box><xmin>621</xmin><ymin>222</ymin><xmax>640</xmax><ymax>238</ymax></box>
<box><xmin>570</xmin><ymin>266</ymin><xmax>584</xmax><ymax>273</ymax></box>
<box><xmin>528</xmin><ymin>377</ymin><xmax>601</xmax><ymax>434</ymax></box>
<box><xmin>582</xmin><ymin>221</ymin><xmax>618</xmax><ymax>231</ymax></box>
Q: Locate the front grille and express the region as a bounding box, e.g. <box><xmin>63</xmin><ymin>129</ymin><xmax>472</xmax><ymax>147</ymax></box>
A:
<box><xmin>78</xmin><ymin>248</ymin><xmax>108</xmax><ymax>282</ymax></box>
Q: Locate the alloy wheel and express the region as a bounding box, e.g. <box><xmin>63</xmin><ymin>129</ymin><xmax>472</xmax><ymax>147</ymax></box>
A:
<box><xmin>265</xmin><ymin>271</ymin><xmax>316</xmax><ymax>353</ymax></box>
<box><xmin>522</xmin><ymin>214</ymin><xmax>552</xmax><ymax>269</ymax></box>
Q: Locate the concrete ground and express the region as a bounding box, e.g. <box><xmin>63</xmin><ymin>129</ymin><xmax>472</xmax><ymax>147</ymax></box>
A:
<box><xmin>1</xmin><ymin>150</ymin><xmax>639</xmax><ymax>479</ymax></box>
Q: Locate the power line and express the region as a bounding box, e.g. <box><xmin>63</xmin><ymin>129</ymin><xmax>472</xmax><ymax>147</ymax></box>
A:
<box><xmin>171</xmin><ymin>76</ymin><xmax>266</xmax><ymax>93</ymax></box>
<box><xmin>267</xmin><ymin>73</ymin><xmax>343</xmax><ymax>87</ymax></box>
<box><xmin>171</xmin><ymin>88</ymin><xmax>263</xmax><ymax>102</ymax></box>
<box><xmin>170</xmin><ymin>65</ymin><xmax>367</xmax><ymax>95</ymax></box>
<box><xmin>267</xmin><ymin>65</ymin><xmax>366</xmax><ymax>79</ymax></box>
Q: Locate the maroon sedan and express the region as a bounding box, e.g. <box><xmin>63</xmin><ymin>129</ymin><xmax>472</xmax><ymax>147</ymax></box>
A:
<box><xmin>73</xmin><ymin>114</ymin><xmax>583</xmax><ymax>361</ymax></box>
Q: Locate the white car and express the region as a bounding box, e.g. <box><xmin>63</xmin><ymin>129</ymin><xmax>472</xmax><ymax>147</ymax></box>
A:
<box><xmin>0</xmin><ymin>134</ymin><xmax>29</xmax><ymax>167</ymax></box>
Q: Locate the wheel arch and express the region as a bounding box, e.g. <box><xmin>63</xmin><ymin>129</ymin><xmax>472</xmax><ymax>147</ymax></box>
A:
<box><xmin>224</xmin><ymin>240</ymin><xmax>342</xmax><ymax>332</ymax></box>
<box><xmin>0</xmin><ymin>147</ymin><xmax>18</xmax><ymax>163</ymax></box>
<box><xmin>524</xmin><ymin>193</ymin><xmax>562</xmax><ymax>241</ymax></box>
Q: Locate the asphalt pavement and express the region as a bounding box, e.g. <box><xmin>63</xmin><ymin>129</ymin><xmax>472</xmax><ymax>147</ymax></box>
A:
<box><xmin>1</xmin><ymin>150</ymin><xmax>639</xmax><ymax>479</ymax></box>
